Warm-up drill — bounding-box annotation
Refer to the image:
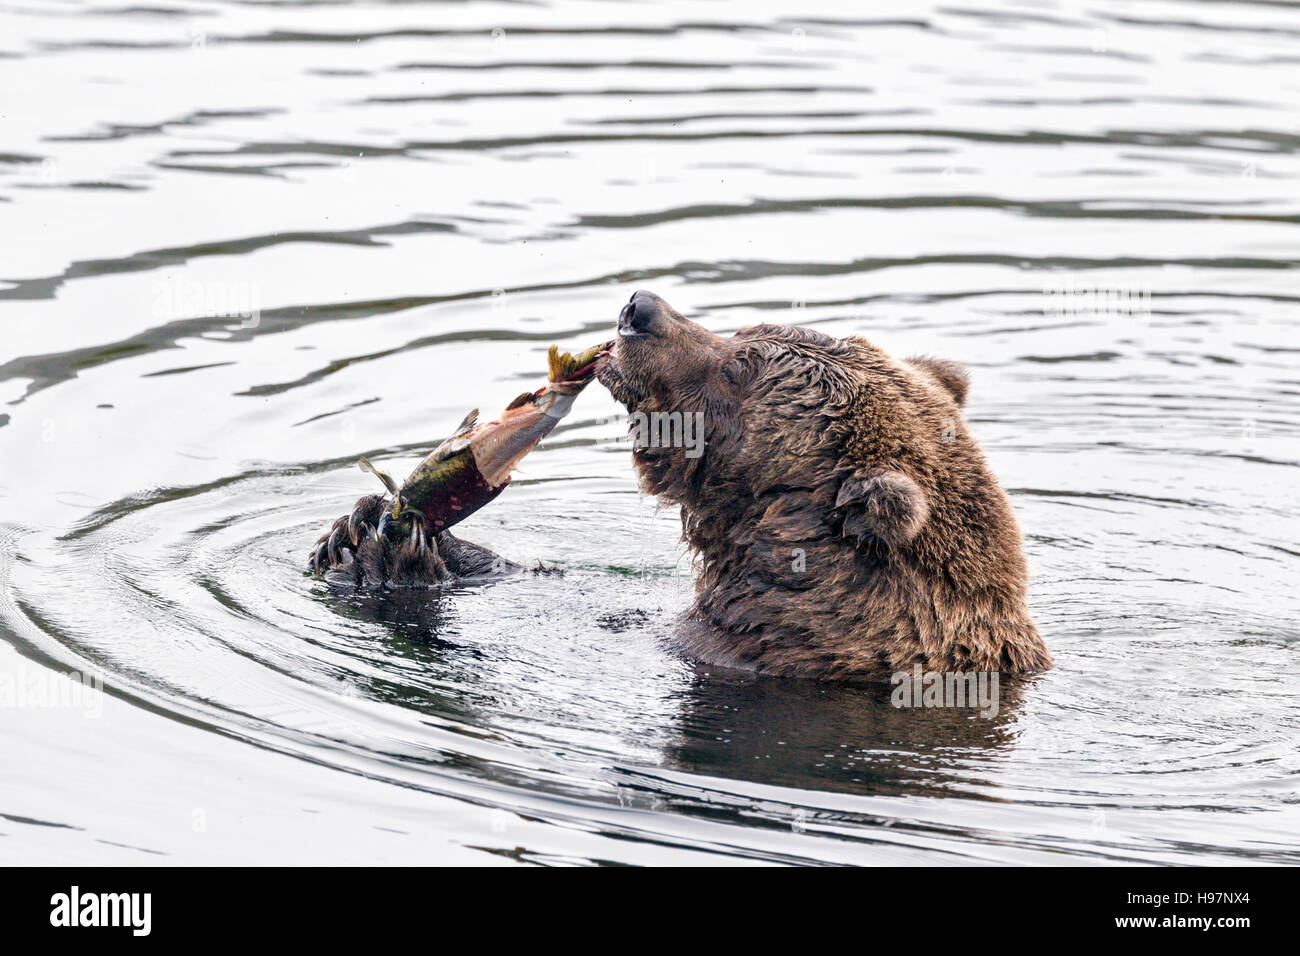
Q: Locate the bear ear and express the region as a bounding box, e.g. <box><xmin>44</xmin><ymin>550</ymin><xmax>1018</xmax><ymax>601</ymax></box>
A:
<box><xmin>907</xmin><ymin>356</ymin><xmax>969</xmax><ymax>406</ymax></box>
<box><xmin>834</xmin><ymin>469</ymin><xmax>929</xmax><ymax>549</ymax></box>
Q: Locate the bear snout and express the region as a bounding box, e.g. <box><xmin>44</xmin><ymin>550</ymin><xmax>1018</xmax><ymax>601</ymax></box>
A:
<box><xmin>618</xmin><ymin>290</ymin><xmax>664</xmax><ymax>338</ymax></box>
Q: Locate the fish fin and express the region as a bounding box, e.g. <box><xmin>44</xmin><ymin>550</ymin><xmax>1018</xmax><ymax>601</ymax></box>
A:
<box><xmin>453</xmin><ymin>409</ymin><xmax>479</xmax><ymax>437</ymax></box>
<box><xmin>425</xmin><ymin>409</ymin><xmax>479</xmax><ymax>463</ymax></box>
<box><xmin>548</xmin><ymin>342</ymin><xmax>611</xmax><ymax>384</ymax></box>
<box><xmin>547</xmin><ymin>344</ymin><xmax>585</xmax><ymax>383</ymax></box>
<box><xmin>505</xmin><ymin>391</ymin><xmax>535</xmax><ymax>411</ymax></box>
<box><xmin>358</xmin><ymin>457</ymin><xmax>400</xmax><ymax>496</ymax></box>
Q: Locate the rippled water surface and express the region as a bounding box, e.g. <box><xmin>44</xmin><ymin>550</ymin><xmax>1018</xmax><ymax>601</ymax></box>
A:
<box><xmin>2</xmin><ymin>0</ymin><xmax>1299</xmax><ymax>864</ymax></box>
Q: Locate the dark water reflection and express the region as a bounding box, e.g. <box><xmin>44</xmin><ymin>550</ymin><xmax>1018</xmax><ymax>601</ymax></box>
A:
<box><xmin>666</xmin><ymin>670</ymin><xmax>1029</xmax><ymax>800</ymax></box>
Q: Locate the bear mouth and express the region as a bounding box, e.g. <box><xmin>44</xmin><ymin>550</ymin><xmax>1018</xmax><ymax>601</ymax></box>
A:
<box><xmin>595</xmin><ymin>349</ymin><xmax>649</xmax><ymax>411</ymax></box>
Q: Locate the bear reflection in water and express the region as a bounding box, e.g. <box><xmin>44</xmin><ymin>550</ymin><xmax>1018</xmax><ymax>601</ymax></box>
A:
<box><xmin>660</xmin><ymin>661</ymin><xmax>1029</xmax><ymax>800</ymax></box>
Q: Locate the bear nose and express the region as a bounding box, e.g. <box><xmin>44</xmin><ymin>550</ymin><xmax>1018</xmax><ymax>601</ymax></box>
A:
<box><xmin>618</xmin><ymin>293</ymin><xmax>655</xmax><ymax>338</ymax></box>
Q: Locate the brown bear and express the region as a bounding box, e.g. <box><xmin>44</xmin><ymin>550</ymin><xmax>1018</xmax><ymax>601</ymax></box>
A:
<box><xmin>597</xmin><ymin>290</ymin><xmax>1051</xmax><ymax>681</ymax></box>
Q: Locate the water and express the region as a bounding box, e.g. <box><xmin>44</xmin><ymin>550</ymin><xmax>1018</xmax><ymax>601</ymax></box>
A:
<box><xmin>2</xmin><ymin>0</ymin><xmax>1298</xmax><ymax>865</ymax></box>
